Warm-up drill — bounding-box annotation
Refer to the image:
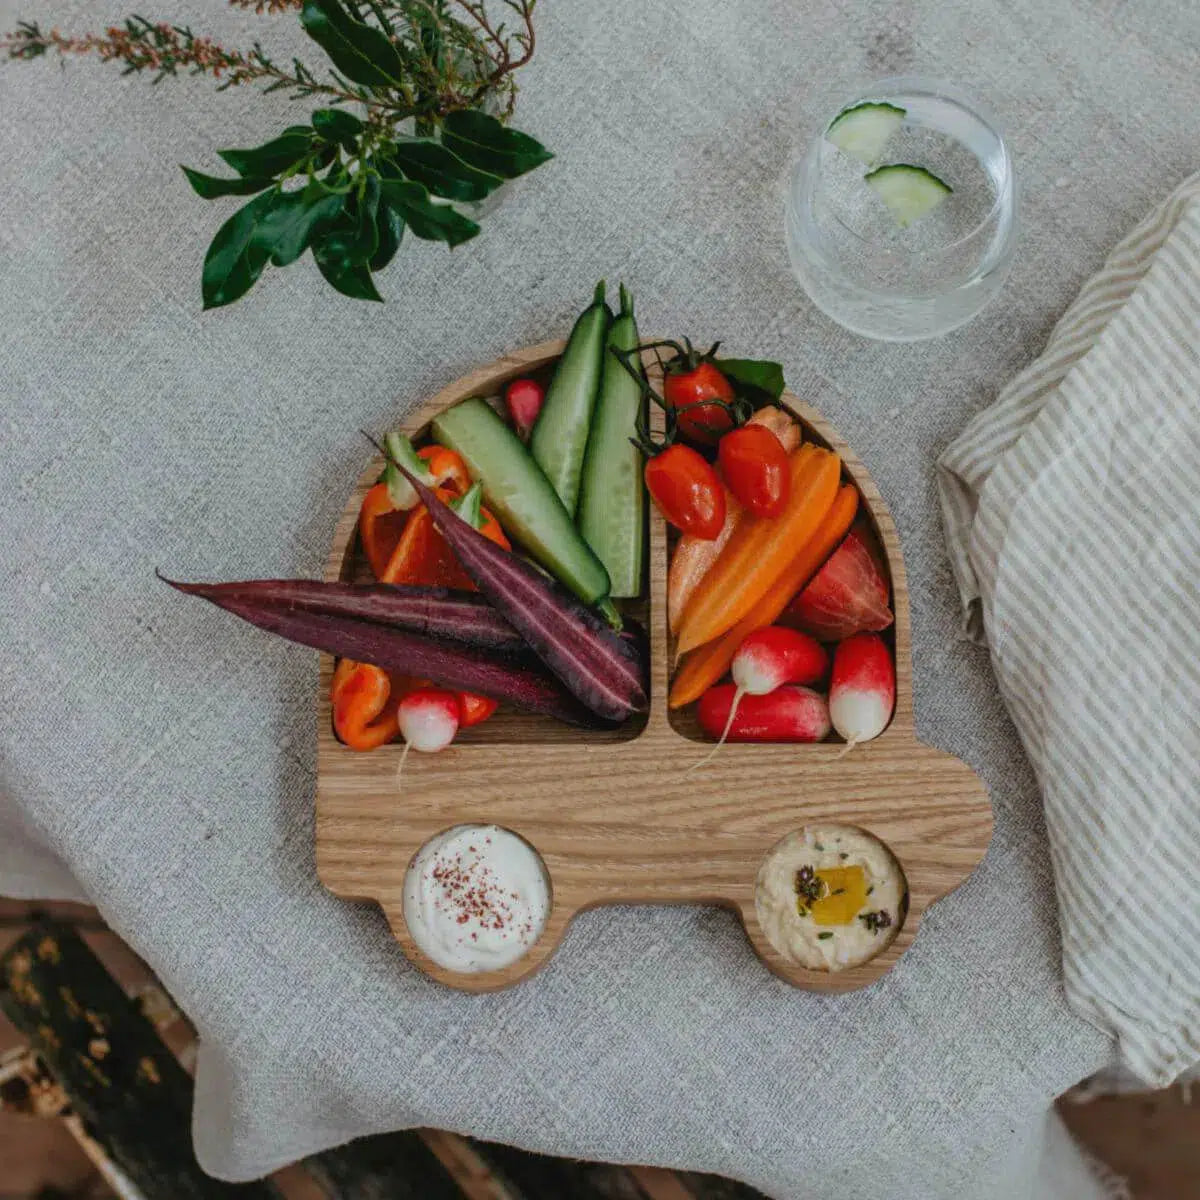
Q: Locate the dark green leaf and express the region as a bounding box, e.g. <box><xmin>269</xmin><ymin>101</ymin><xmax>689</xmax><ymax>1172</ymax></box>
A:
<box><xmin>716</xmin><ymin>358</ymin><xmax>786</xmax><ymax>402</ymax></box>
<box><xmin>383</xmin><ymin>139</ymin><xmax>503</xmax><ymax>202</ymax></box>
<box><xmin>312</xmin><ymin>107</ymin><xmax>364</xmax><ymax>152</ymax></box>
<box><xmin>217</xmin><ymin>125</ymin><xmax>314</xmax><ymax>177</ymax></box>
<box><xmin>350</xmin><ymin>173</ymin><xmax>382</xmax><ymax>260</ymax></box>
<box><xmin>312</xmin><ymin>174</ymin><xmax>383</xmax><ymax>301</ymax></box>
<box><xmin>379</xmin><ymin>177</ymin><xmax>480</xmax><ymax>247</ymax></box>
<box><xmin>300</xmin><ymin>0</ymin><xmax>405</xmax><ymax>87</ymax></box>
<box><xmin>369</xmin><ymin>200</ymin><xmax>405</xmax><ymax>271</ymax></box>
<box><xmin>440</xmin><ymin>109</ymin><xmax>553</xmax><ymax>179</ymax></box>
<box><xmin>201</xmin><ymin>191</ymin><xmax>278</xmax><ymax>309</ymax></box>
<box><xmin>251</xmin><ymin>186</ymin><xmax>344</xmax><ymax>267</ymax></box>
<box><xmin>313</xmin><ymin>236</ymin><xmax>384</xmax><ymax>301</ymax></box>
<box><xmin>181</xmin><ymin>166</ymin><xmax>276</xmax><ymax>199</ymax></box>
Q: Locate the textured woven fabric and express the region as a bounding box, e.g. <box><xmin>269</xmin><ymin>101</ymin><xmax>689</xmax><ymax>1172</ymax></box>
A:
<box><xmin>939</xmin><ymin>173</ymin><xmax>1200</xmax><ymax>1087</ymax></box>
<box><xmin>4</xmin><ymin>0</ymin><xmax>1198</xmax><ymax>1195</ymax></box>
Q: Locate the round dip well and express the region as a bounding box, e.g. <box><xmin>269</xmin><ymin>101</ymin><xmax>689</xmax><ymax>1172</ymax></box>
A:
<box><xmin>755</xmin><ymin>824</ymin><xmax>906</xmax><ymax>972</ymax></box>
<box><xmin>403</xmin><ymin>825</ymin><xmax>551</xmax><ymax>973</ymax></box>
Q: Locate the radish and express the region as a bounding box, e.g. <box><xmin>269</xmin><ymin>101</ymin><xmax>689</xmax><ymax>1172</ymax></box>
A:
<box><xmin>393</xmin><ymin>696</ymin><xmax>458</xmax><ymax>787</ymax></box>
<box><xmin>690</xmin><ymin>626</ymin><xmax>827</xmax><ymax>768</ymax></box>
<box><xmin>696</xmin><ymin>685</ymin><xmax>831</xmax><ymax>743</ymax></box>
<box><xmin>829</xmin><ymin>633</ymin><xmax>895</xmax><ymax>751</ymax></box>
<box><xmin>398</xmin><ymin>688</ymin><xmax>460</xmax><ymax>752</ymax></box>
<box><xmin>504</xmin><ymin>377</ymin><xmax>546</xmax><ymax>441</ymax></box>
<box><xmin>395</xmin><ymin>687</ymin><xmax>460</xmax><ymax>786</ymax></box>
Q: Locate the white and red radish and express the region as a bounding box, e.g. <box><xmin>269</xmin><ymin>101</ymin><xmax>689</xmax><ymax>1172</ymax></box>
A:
<box><xmin>690</xmin><ymin>626</ymin><xmax>827</xmax><ymax>768</ymax></box>
<box><xmin>783</xmin><ymin>522</ymin><xmax>893</xmax><ymax>641</ymax></box>
<box><xmin>504</xmin><ymin>377</ymin><xmax>546</xmax><ymax>441</ymax></box>
<box><xmin>733</xmin><ymin>626</ymin><xmax>827</xmax><ymax>695</ymax></box>
<box><xmin>697</xmin><ymin>684</ymin><xmax>831</xmax><ymax>743</ymax></box>
<box><xmin>398</xmin><ymin>688</ymin><xmax>461</xmax><ymax>752</ymax></box>
<box><xmin>829</xmin><ymin>633</ymin><xmax>895</xmax><ymax>750</ymax></box>
<box><xmin>395</xmin><ymin>687</ymin><xmax>461</xmax><ymax>787</ymax></box>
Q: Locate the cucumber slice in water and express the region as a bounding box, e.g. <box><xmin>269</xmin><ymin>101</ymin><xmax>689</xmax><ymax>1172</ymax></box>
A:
<box><xmin>825</xmin><ymin>102</ymin><xmax>906</xmax><ymax>164</ymax></box>
<box><xmin>864</xmin><ymin>163</ymin><xmax>953</xmax><ymax>228</ymax></box>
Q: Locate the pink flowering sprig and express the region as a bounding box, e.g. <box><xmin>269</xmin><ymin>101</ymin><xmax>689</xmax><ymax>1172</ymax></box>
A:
<box><xmin>3</xmin><ymin>16</ymin><xmax>379</xmax><ymax>105</ymax></box>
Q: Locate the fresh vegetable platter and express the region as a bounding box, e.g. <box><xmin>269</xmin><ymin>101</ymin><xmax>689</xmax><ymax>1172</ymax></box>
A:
<box><xmin>307</xmin><ymin>335</ymin><xmax>993</xmax><ymax>994</ymax></box>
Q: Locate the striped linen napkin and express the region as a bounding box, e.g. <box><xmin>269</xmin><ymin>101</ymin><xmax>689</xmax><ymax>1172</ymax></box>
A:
<box><xmin>938</xmin><ymin>172</ymin><xmax>1200</xmax><ymax>1087</ymax></box>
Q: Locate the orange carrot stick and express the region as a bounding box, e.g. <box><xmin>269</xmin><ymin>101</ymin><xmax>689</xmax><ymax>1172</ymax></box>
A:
<box><xmin>674</xmin><ymin>444</ymin><xmax>841</xmax><ymax>655</ymax></box>
<box><xmin>669</xmin><ymin>483</ymin><xmax>858</xmax><ymax>708</ymax></box>
<box><xmin>667</xmin><ymin>407</ymin><xmax>801</xmax><ymax>634</ymax></box>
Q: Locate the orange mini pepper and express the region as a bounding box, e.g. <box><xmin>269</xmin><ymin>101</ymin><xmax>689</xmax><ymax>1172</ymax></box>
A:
<box><xmin>417</xmin><ymin>444</ymin><xmax>470</xmax><ymax>495</ymax></box>
<box><xmin>331</xmin><ymin>659</ymin><xmax>410</xmax><ymax>751</ymax></box>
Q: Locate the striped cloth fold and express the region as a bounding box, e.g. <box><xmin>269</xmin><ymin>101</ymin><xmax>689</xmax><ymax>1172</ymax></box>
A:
<box><xmin>938</xmin><ymin>171</ymin><xmax>1200</xmax><ymax>1086</ymax></box>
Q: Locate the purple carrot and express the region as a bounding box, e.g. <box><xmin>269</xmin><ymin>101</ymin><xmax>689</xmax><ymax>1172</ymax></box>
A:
<box><xmin>162</xmin><ymin>582</ymin><xmax>608</xmax><ymax>728</ymax></box>
<box><xmin>393</xmin><ymin>463</ymin><xmax>649</xmax><ymax>722</ymax></box>
<box><xmin>159</xmin><ymin>576</ymin><xmax>529</xmax><ymax>657</ymax></box>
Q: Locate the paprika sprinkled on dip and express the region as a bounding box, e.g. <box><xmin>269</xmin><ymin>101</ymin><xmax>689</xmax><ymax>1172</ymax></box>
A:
<box><xmin>755</xmin><ymin>824</ymin><xmax>905</xmax><ymax>971</ymax></box>
<box><xmin>403</xmin><ymin>825</ymin><xmax>550</xmax><ymax>972</ymax></box>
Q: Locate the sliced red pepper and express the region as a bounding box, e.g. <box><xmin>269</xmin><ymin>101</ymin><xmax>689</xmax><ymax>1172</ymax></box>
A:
<box><xmin>379</xmin><ymin>484</ymin><xmax>510</xmax><ymax>588</ymax></box>
<box><xmin>458</xmin><ymin>692</ymin><xmax>499</xmax><ymax>727</ymax></box>
<box><xmin>358</xmin><ymin>483</ymin><xmax>411</xmax><ymax>581</ymax></box>
<box><xmin>359</xmin><ymin>443</ymin><xmax>472</xmax><ymax>579</ymax></box>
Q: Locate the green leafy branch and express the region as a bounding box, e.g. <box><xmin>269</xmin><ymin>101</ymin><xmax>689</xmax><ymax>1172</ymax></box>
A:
<box><xmin>2</xmin><ymin>0</ymin><xmax>551</xmax><ymax>307</ymax></box>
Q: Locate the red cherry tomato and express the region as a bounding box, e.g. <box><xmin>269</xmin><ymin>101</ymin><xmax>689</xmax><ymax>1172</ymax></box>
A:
<box><xmin>718</xmin><ymin>423</ymin><xmax>790</xmax><ymax>518</ymax></box>
<box><xmin>644</xmin><ymin>444</ymin><xmax>726</xmax><ymax>540</ymax></box>
<box><xmin>663</xmin><ymin>360</ymin><xmax>736</xmax><ymax>445</ymax></box>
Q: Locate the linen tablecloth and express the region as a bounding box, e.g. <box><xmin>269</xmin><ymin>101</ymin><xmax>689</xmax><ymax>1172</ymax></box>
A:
<box><xmin>3</xmin><ymin>1</ymin><xmax>1198</xmax><ymax>1196</ymax></box>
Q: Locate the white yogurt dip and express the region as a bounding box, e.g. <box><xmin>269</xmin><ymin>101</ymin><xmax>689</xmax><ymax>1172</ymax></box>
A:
<box><xmin>403</xmin><ymin>825</ymin><xmax>550</xmax><ymax>972</ymax></box>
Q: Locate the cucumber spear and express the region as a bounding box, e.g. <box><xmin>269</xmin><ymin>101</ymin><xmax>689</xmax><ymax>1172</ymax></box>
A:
<box><xmin>577</xmin><ymin>284</ymin><xmax>646</xmax><ymax>598</ymax></box>
<box><xmin>530</xmin><ymin>281</ymin><xmax>612</xmax><ymax>514</ymax></box>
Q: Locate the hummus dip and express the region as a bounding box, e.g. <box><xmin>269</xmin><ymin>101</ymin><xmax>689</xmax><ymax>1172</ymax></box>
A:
<box><xmin>755</xmin><ymin>824</ymin><xmax>905</xmax><ymax>971</ymax></box>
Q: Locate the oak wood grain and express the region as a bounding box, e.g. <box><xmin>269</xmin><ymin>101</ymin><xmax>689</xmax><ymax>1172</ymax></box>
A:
<box><xmin>316</xmin><ymin>341</ymin><xmax>992</xmax><ymax>993</ymax></box>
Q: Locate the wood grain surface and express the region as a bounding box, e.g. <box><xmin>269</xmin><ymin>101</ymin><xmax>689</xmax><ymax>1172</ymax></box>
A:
<box><xmin>315</xmin><ymin>341</ymin><xmax>993</xmax><ymax>992</ymax></box>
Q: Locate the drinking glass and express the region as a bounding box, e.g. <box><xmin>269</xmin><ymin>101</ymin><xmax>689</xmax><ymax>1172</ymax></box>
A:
<box><xmin>785</xmin><ymin>76</ymin><xmax>1017</xmax><ymax>341</ymax></box>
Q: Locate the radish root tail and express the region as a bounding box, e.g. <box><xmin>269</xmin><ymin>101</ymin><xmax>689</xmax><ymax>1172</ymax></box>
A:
<box><xmin>686</xmin><ymin>687</ymin><xmax>744</xmax><ymax>774</ymax></box>
<box><xmin>394</xmin><ymin>740</ymin><xmax>411</xmax><ymax>790</ymax></box>
<box><xmin>832</xmin><ymin>736</ymin><xmax>861</xmax><ymax>763</ymax></box>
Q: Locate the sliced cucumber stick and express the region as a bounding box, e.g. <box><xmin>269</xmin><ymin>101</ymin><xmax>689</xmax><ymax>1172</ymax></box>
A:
<box><xmin>825</xmin><ymin>102</ymin><xmax>906</xmax><ymax>165</ymax></box>
<box><xmin>864</xmin><ymin>163</ymin><xmax>952</xmax><ymax>228</ymax></box>
<box><xmin>432</xmin><ymin>397</ymin><xmax>613</xmax><ymax>607</ymax></box>
<box><xmin>530</xmin><ymin>281</ymin><xmax>612</xmax><ymax>515</ymax></box>
<box><xmin>577</xmin><ymin>285</ymin><xmax>645</xmax><ymax>599</ymax></box>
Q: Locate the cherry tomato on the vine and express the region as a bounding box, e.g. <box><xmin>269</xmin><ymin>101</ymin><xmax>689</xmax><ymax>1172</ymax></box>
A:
<box><xmin>718</xmin><ymin>423</ymin><xmax>790</xmax><ymax>518</ymax></box>
<box><xmin>663</xmin><ymin>359</ymin><xmax>736</xmax><ymax>445</ymax></box>
<box><xmin>644</xmin><ymin>444</ymin><xmax>726</xmax><ymax>540</ymax></box>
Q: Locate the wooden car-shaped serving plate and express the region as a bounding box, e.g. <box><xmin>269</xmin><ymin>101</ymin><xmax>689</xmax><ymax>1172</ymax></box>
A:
<box><xmin>316</xmin><ymin>340</ymin><xmax>992</xmax><ymax>993</ymax></box>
